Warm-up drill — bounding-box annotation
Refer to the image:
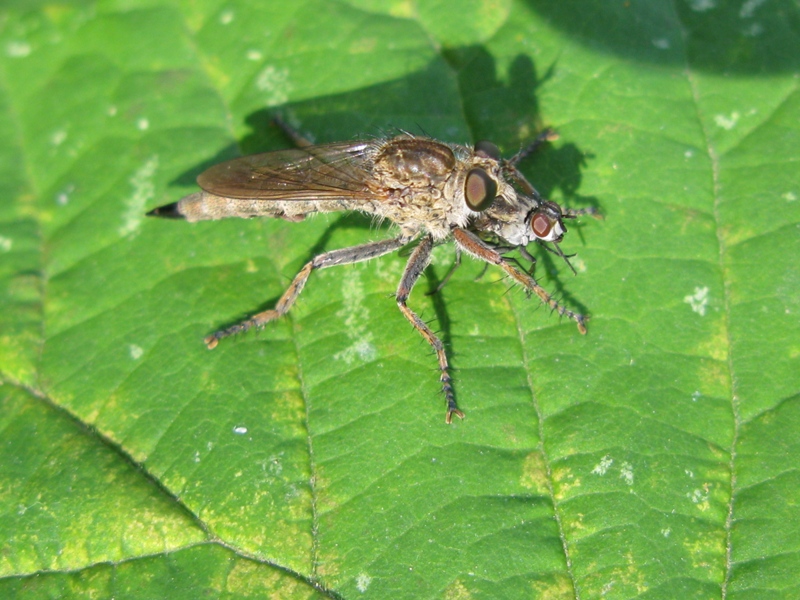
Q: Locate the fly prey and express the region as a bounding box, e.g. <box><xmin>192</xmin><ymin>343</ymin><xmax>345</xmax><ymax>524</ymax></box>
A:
<box><xmin>148</xmin><ymin>128</ymin><xmax>596</xmax><ymax>423</ymax></box>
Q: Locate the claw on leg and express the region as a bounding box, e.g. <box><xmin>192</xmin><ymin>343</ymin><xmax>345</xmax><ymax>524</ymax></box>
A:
<box><xmin>453</xmin><ymin>228</ymin><xmax>589</xmax><ymax>334</ymax></box>
<box><xmin>397</xmin><ymin>235</ymin><xmax>465</xmax><ymax>423</ymax></box>
<box><xmin>203</xmin><ymin>238</ymin><xmax>406</xmax><ymax>348</ymax></box>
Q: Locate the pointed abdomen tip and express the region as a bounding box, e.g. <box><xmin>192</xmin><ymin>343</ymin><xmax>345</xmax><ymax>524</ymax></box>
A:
<box><xmin>146</xmin><ymin>202</ymin><xmax>184</xmax><ymax>219</ymax></box>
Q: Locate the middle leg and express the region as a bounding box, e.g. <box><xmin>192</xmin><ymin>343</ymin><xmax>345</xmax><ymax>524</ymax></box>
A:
<box><xmin>205</xmin><ymin>235</ymin><xmax>409</xmax><ymax>349</ymax></box>
<box><xmin>395</xmin><ymin>235</ymin><xmax>464</xmax><ymax>423</ymax></box>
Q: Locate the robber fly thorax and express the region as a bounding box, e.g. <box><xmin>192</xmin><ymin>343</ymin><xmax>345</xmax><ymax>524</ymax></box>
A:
<box><xmin>148</xmin><ymin>124</ymin><xmax>597</xmax><ymax>423</ymax></box>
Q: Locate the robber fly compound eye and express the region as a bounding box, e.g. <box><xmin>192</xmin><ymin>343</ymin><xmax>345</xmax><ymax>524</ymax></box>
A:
<box><xmin>464</xmin><ymin>168</ymin><xmax>498</xmax><ymax>212</ymax></box>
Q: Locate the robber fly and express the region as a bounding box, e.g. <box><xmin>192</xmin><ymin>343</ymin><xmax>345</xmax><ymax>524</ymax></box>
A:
<box><xmin>148</xmin><ymin>124</ymin><xmax>596</xmax><ymax>423</ymax></box>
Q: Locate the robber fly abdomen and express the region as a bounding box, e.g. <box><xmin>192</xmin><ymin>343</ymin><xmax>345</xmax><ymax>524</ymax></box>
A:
<box><xmin>148</xmin><ymin>127</ymin><xmax>597</xmax><ymax>423</ymax></box>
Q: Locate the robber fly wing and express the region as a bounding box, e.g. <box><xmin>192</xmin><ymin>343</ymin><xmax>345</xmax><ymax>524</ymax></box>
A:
<box><xmin>197</xmin><ymin>141</ymin><xmax>378</xmax><ymax>202</ymax></box>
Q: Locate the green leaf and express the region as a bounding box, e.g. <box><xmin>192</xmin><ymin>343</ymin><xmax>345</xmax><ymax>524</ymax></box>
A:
<box><xmin>1</xmin><ymin>0</ymin><xmax>798</xmax><ymax>598</ymax></box>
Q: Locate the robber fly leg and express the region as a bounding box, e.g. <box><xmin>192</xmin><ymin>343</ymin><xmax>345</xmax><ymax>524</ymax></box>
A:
<box><xmin>425</xmin><ymin>247</ymin><xmax>461</xmax><ymax>296</ymax></box>
<box><xmin>453</xmin><ymin>228</ymin><xmax>588</xmax><ymax>334</ymax></box>
<box><xmin>396</xmin><ymin>235</ymin><xmax>464</xmax><ymax>424</ymax></box>
<box><xmin>205</xmin><ymin>235</ymin><xmax>409</xmax><ymax>349</ymax></box>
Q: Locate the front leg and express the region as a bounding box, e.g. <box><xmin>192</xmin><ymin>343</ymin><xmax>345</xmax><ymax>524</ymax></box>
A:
<box><xmin>453</xmin><ymin>228</ymin><xmax>588</xmax><ymax>334</ymax></box>
<box><xmin>396</xmin><ymin>235</ymin><xmax>464</xmax><ymax>423</ymax></box>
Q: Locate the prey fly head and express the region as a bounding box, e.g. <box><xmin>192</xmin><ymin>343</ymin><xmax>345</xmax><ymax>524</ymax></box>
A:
<box><xmin>470</xmin><ymin>186</ymin><xmax>577</xmax><ymax>270</ymax></box>
<box><xmin>465</xmin><ymin>132</ymin><xmax>597</xmax><ymax>275</ymax></box>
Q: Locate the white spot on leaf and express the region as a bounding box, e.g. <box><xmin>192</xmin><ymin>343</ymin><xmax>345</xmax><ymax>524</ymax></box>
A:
<box><xmin>740</xmin><ymin>0</ymin><xmax>766</xmax><ymax>18</ymax></box>
<box><xmin>51</xmin><ymin>129</ymin><xmax>67</xmax><ymax>146</ymax></box>
<box><xmin>688</xmin><ymin>0</ymin><xmax>716</xmax><ymax>11</ymax></box>
<box><xmin>6</xmin><ymin>41</ymin><xmax>31</xmax><ymax>57</ymax></box>
<box><xmin>592</xmin><ymin>455</ymin><xmax>613</xmax><ymax>476</ymax></box>
<box><xmin>356</xmin><ymin>573</ymin><xmax>372</xmax><ymax>592</ymax></box>
<box><xmin>233</xmin><ymin>426</ymin><xmax>248</xmax><ymax>435</ymax></box>
<box><xmin>256</xmin><ymin>65</ymin><xmax>292</xmax><ymax>107</ymax></box>
<box><xmin>333</xmin><ymin>268</ymin><xmax>377</xmax><ymax>364</ymax></box>
<box><xmin>56</xmin><ymin>183</ymin><xmax>75</xmax><ymax>206</ymax></box>
<box><xmin>0</xmin><ymin>236</ymin><xmax>12</xmax><ymax>252</ymax></box>
<box><xmin>684</xmin><ymin>286</ymin><xmax>710</xmax><ymax>316</ymax></box>
<box><xmin>688</xmin><ymin>487</ymin><xmax>710</xmax><ymax>510</ymax></box>
<box><xmin>266</xmin><ymin>454</ymin><xmax>283</xmax><ymax>476</ymax></box>
<box><xmin>129</xmin><ymin>344</ymin><xmax>143</xmax><ymax>360</ymax></box>
<box><xmin>620</xmin><ymin>462</ymin><xmax>634</xmax><ymax>486</ymax></box>
<box><xmin>119</xmin><ymin>156</ymin><xmax>158</xmax><ymax>237</ymax></box>
<box><xmin>743</xmin><ymin>22</ymin><xmax>764</xmax><ymax>36</ymax></box>
<box><xmin>714</xmin><ymin>112</ymin><xmax>740</xmax><ymax>130</ymax></box>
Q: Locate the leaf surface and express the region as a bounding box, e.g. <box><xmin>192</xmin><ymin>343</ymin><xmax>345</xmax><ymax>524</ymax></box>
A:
<box><xmin>1</xmin><ymin>1</ymin><xmax>798</xmax><ymax>598</ymax></box>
